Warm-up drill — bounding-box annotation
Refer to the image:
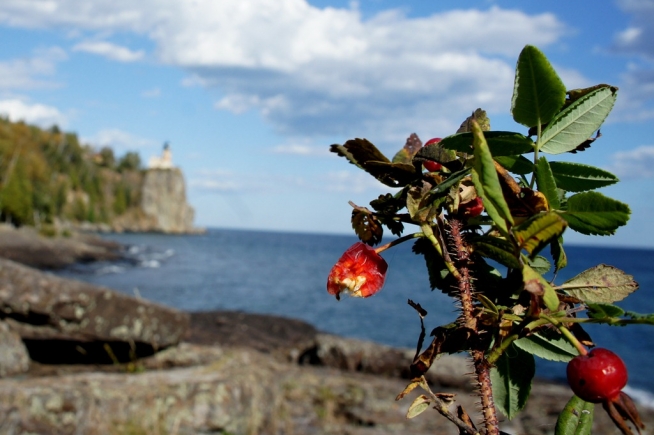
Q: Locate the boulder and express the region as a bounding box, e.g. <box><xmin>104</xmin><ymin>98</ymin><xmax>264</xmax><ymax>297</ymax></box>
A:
<box><xmin>0</xmin><ymin>320</ymin><xmax>29</xmax><ymax>377</ymax></box>
<box><xmin>0</xmin><ymin>258</ymin><xmax>188</xmax><ymax>363</ymax></box>
<box><xmin>187</xmin><ymin>311</ymin><xmax>473</xmax><ymax>390</ymax></box>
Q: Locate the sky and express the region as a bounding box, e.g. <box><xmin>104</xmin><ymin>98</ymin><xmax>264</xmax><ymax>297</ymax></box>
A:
<box><xmin>0</xmin><ymin>0</ymin><xmax>654</xmax><ymax>248</ymax></box>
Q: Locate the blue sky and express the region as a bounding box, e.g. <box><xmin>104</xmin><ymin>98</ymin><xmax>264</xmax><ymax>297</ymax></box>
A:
<box><xmin>1</xmin><ymin>0</ymin><xmax>654</xmax><ymax>247</ymax></box>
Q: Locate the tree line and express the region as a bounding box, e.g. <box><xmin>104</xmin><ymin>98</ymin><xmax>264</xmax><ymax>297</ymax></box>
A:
<box><xmin>0</xmin><ymin>118</ymin><xmax>144</xmax><ymax>229</ymax></box>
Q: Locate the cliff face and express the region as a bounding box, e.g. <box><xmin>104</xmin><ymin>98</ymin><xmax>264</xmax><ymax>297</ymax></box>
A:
<box><xmin>138</xmin><ymin>168</ymin><xmax>197</xmax><ymax>234</ymax></box>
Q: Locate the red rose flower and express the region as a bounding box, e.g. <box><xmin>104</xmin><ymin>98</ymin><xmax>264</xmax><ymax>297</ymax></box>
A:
<box><xmin>327</xmin><ymin>242</ymin><xmax>388</xmax><ymax>300</ymax></box>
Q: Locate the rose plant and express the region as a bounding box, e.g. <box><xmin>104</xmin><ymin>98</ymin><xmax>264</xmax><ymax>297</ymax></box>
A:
<box><xmin>326</xmin><ymin>45</ymin><xmax>654</xmax><ymax>435</ymax></box>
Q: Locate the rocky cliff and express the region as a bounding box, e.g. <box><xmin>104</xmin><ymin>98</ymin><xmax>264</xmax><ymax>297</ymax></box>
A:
<box><xmin>91</xmin><ymin>167</ymin><xmax>201</xmax><ymax>234</ymax></box>
<box><xmin>139</xmin><ymin>168</ymin><xmax>197</xmax><ymax>234</ymax></box>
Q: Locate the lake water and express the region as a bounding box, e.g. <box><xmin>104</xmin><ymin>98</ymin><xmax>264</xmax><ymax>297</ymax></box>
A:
<box><xmin>54</xmin><ymin>228</ymin><xmax>654</xmax><ymax>404</ymax></box>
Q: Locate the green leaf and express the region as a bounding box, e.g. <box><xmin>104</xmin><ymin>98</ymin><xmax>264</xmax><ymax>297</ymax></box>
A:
<box><xmin>413</xmin><ymin>238</ymin><xmax>457</xmax><ymax>296</ymax></box>
<box><xmin>330</xmin><ymin>138</ymin><xmax>388</xmax><ymax>168</ymax></box>
<box><xmin>469</xmin><ymin>235</ymin><xmax>521</xmax><ymax>269</ymax></box>
<box><xmin>558</xmin><ymin>191</ymin><xmax>630</xmax><ymax>236</ymax></box>
<box><xmin>535</xmin><ymin>157</ymin><xmax>561</xmax><ymax>209</ymax></box>
<box><xmin>407</xmin><ymin>182</ymin><xmax>442</xmax><ymax>222</ymax></box>
<box><xmin>515</xmin><ymin>330</ymin><xmax>577</xmax><ymax>362</ymax></box>
<box><xmin>470</xmin><ymin>121</ymin><xmax>514</xmax><ymax>234</ymax></box>
<box><xmin>587</xmin><ymin>303</ymin><xmax>626</xmax><ymax>319</ymax></box>
<box><xmin>330</xmin><ymin>139</ymin><xmax>418</xmax><ymax>187</ymax></box>
<box><xmin>494</xmin><ymin>155</ymin><xmax>534</xmax><ymax>175</ymax></box>
<box><xmin>550</xmin><ymin>236</ymin><xmax>568</xmax><ymax>272</ymax></box>
<box><xmin>441</xmin><ymin>131</ymin><xmax>535</xmax><ymax>156</ymax></box>
<box><xmin>428</xmin><ymin>167</ymin><xmax>471</xmax><ymax>197</ymax></box>
<box><xmin>491</xmin><ymin>343</ymin><xmax>535</xmax><ymax>419</ymax></box>
<box><xmin>457</xmin><ymin>108</ymin><xmax>491</xmax><ymax>133</ymax></box>
<box><xmin>392</xmin><ymin>133</ymin><xmax>422</xmax><ymax>164</ymax></box>
<box><xmin>558</xmin><ymin>264</ymin><xmax>638</xmax><ymax>304</ymax></box>
<box><xmin>624</xmin><ymin>311</ymin><xmax>654</xmax><ymax>323</ymax></box>
<box><xmin>406</xmin><ymin>394</ymin><xmax>431</xmax><ymax>419</ymax></box>
<box><xmin>548</xmin><ymin>161</ymin><xmax>619</xmax><ymax>192</ymax></box>
<box><xmin>523</xmin><ymin>264</ymin><xmax>560</xmax><ymax>311</ymax></box>
<box><xmin>477</xmin><ymin>293</ymin><xmax>499</xmax><ymax>315</ymax></box>
<box><xmin>512</xmin><ymin>212</ymin><xmax>567</xmax><ymax>257</ymax></box>
<box><xmin>511</xmin><ymin>45</ymin><xmax>566</xmax><ymax>128</ymax></box>
<box><xmin>364</xmin><ymin>160</ymin><xmax>420</xmax><ymax>188</ymax></box>
<box><xmin>413</xmin><ymin>139</ymin><xmax>458</xmax><ymax>169</ymax></box>
<box><xmin>555</xmin><ymin>395</ymin><xmax>595</xmax><ymax>435</ymax></box>
<box><xmin>528</xmin><ymin>255</ymin><xmax>551</xmax><ymax>275</ymax></box>
<box><xmin>370</xmin><ymin>193</ymin><xmax>406</xmax><ymax>237</ymax></box>
<box><xmin>540</xmin><ymin>86</ymin><xmax>618</xmax><ymax>154</ymax></box>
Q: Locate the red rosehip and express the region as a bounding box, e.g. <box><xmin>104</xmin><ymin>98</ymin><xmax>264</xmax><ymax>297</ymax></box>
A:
<box><xmin>458</xmin><ymin>197</ymin><xmax>484</xmax><ymax>218</ymax></box>
<box><xmin>327</xmin><ymin>242</ymin><xmax>388</xmax><ymax>300</ymax></box>
<box><xmin>566</xmin><ymin>348</ymin><xmax>628</xmax><ymax>403</ymax></box>
<box><xmin>423</xmin><ymin>137</ymin><xmax>443</xmax><ymax>172</ymax></box>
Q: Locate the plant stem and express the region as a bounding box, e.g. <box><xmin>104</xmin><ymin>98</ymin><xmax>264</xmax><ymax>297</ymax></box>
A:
<box><xmin>449</xmin><ymin>218</ymin><xmax>499</xmax><ymax>435</ymax></box>
<box><xmin>529</xmin><ymin>121</ymin><xmax>542</xmax><ymax>189</ymax></box>
<box><xmin>420</xmin><ymin>378</ymin><xmax>481</xmax><ymax>435</ymax></box>
<box><xmin>374</xmin><ymin>232</ymin><xmax>422</xmax><ymax>254</ymax></box>
<box><xmin>541</xmin><ymin>314</ymin><xmax>588</xmax><ymax>356</ymax></box>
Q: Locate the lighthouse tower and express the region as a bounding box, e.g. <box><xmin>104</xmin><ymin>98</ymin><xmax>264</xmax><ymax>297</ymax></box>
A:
<box><xmin>148</xmin><ymin>142</ymin><xmax>174</xmax><ymax>169</ymax></box>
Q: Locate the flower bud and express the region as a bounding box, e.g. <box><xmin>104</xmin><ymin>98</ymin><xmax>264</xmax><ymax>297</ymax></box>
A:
<box><xmin>327</xmin><ymin>242</ymin><xmax>388</xmax><ymax>300</ymax></box>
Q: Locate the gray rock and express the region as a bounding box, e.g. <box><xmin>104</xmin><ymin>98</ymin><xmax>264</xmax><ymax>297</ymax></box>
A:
<box><xmin>0</xmin><ymin>258</ymin><xmax>188</xmax><ymax>359</ymax></box>
<box><xmin>0</xmin><ymin>320</ymin><xmax>29</xmax><ymax>377</ymax></box>
<box><xmin>0</xmin><ymin>344</ymin><xmax>651</xmax><ymax>435</ymax></box>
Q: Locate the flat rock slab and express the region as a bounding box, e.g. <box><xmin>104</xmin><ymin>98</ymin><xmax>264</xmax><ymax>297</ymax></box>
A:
<box><xmin>0</xmin><ymin>225</ymin><xmax>121</xmax><ymax>269</ymax></box>
<box><xmin>1</xmin><ymin>344</ymin><xmax>652</xmax><ymax>435</ymax></box>
<box><xmin>0</xmin><ymin>258</ymin><xmax>188</xmax><ymax>353</ymax></box>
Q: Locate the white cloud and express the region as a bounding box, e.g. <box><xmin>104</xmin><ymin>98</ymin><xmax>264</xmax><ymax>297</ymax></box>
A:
<box><xmin>610</xmin><ymin>1</ymin><xmax>654</xmax><ymax>123</ymax></box>
<box><xmin>190</xmin><ymin>168</ymin><xmax>306</xmax><ymax>193</ymax></box>
<box><xmin>141</xmin><ymin>87</ymin><xmax>161</xmax><ymax>98</ymax></box>
<box><xmin>271</xmin><ymin>143</ymin><xmax>331</xmax><ymax>156</ymax></box>
<box><xmin>607</xmin><ymin>145</ymin><xmax>654</xmax><ymax>179</ymax></box>
<box><xmin>613</xmin><ymin>0</ymin><xmax>654</xmax><ymax>59</ymax></box>
<box><xmin>0</xmin><ymin>1</ymin><xmax>570</xmax><ymax>146</ymax></box>
<box><xmin>0</xmin><ymin>98</ymin><xmax>67</xmax><ymax>127</ymax></box>
<box><xmin>73</xmin><ymin>40</ymin><xmax>144</xmax><ymax>62</ymax></box>
<box><xmin>85</xmin><ymin>128</ymin><xmax>158</xmax><ymax>152</ymax></box>
<box><xmin>323</xmin><ymin>170</ymin><xmax>392</xmax><ymax>194</ymax></box>
<box><xmin>0</xmin><ymin>47</ymin><xmax>66</xmax><ymax>90</ymax></box>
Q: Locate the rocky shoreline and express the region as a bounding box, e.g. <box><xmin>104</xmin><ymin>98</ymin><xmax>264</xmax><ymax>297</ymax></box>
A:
<box><xmin>0</xmin><ymin>224</ymin><xmax>122</xmax><ymax>269</ymax></box>
<box><xmin>0</xmin><ymin>228</ymin><xmax>652</xmax><ymax>434</ymax></box>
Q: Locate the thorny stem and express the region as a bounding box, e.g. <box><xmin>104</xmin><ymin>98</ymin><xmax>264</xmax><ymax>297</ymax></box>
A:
<box><xmin>449</xmin><ymin>218</ymin><xmax>499</xmax><ymax>435</ymax></box>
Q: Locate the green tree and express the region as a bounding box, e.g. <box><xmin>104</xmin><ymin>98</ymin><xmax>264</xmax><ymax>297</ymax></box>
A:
<box><xmin>98</xmin><ymin>146</ymin><xmax>115</xmax><ymax>168</ymax></box>
<box><xmin>117</xmin><ymin>152</ymin><xmax>141</xmax><ymax>172</ymax></box>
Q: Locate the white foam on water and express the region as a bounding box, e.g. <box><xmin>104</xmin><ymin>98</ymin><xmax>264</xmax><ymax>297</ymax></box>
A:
<box><xmin>139</xmin><ymin>259</ymin><xmax>161</xmax><ymax>268</ymax></box>
<box><xmin>624</xmin><ymin>385</ymin><xmax>654</xmax><ymax>409</ymax></box>
<box><xmin>95</xmin><ymin>265</ymin><xmax>125</xmax><ymax>275</ymax></box>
